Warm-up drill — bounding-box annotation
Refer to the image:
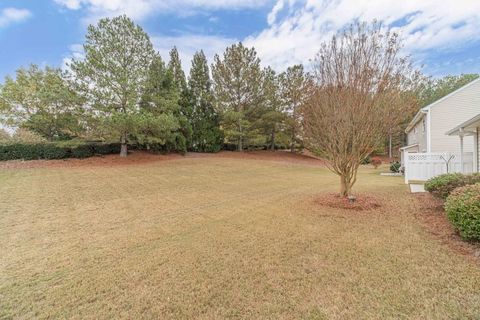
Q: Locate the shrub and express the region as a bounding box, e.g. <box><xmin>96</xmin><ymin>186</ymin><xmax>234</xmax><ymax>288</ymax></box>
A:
<box><xmin>360</xmin><ymin>156</ymin><xmax>371</xmax><ymax>165</ymax></box>
<box><xmin>371</xmin><ymin>157</ymin><xmax>382</xmax><ymax>169</ymax></box>
<box><xmin>424</xmin><ymin>173</ymin><xmax>480</xmax><ymax>199</ymax></box>
<box><xmin>390</xmin><ymin>161</ymin><xmax>401</xmax><ymax>173</ymax></box>
<box><xmin>92</xmin><ymin>143</ymin><xmax>121</xmax><ymax>155</ymax></box>
<box><xmin>445</xmin><ymin>184</ymin><xmax>480</xmax><ymax>241</ymax></box>
<box><xmin>42</xmin><ymin>144</ymin><xmax>69</xmax><ymax>159</ymax></box>
<box><xmin>0</xmin><ymin>142</ymin><xmax>121</xmax><ymax>161</ymax></box>
<box><xmin>71</xmin><ymin>145</ymin><xmax>94</xmax><ymax>158</ymax></box>
<box><xmin>223</xmin><ymin>143</ymin><xmax>237</xmax><ymax>151</ymax></box>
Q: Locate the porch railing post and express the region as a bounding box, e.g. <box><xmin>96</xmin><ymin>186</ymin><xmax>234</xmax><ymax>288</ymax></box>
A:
<box><xmin>460</xmin><ymin>132</ymin><xmax>464</xmax><ymax>173</ymax></box>
<box><xmin>404</xmin><ymin>151</ymin><xmax>409</xmax><ymax>184</ymax></box>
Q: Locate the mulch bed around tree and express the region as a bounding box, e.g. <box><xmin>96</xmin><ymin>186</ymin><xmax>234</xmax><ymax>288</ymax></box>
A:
<box><xmin>314</xmin><ymin>193</ymin><xmax>382</xmax><ymax>211</ymax></box>
<box><xmin>414</xmin><ymin>193</ymin><xmax>480</xmax><ymax>262</ymax></box>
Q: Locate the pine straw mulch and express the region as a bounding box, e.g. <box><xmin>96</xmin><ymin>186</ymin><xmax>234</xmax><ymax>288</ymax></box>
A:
<box><xmin>314</xmin><ymin>193</ymin><xmax>383</xmax><ymax>211</ymax></box>
<box><xmin>0</xmin><ymin>150</ymin><xmax>326</xmax><ymax>170</ymax></box>
<box><xmin>413</xmin><ymin>193</ymin><xmax>480</xmax><ymax>262</ymax></box>
<box><xmin>0</xmin><ymin>151</ymin><xmax>185</xmax><ymax>169</ymax></box>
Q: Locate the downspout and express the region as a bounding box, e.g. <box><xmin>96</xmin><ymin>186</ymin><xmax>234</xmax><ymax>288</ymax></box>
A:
<box><xmin>424</xmin><ymin>109</ymin><xmax>431</xmax><ymax>153</ymax></box>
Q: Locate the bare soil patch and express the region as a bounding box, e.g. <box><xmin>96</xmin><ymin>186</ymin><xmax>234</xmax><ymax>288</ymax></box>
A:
<box><xmin>314</xmin><ymin>192</ymin><xmax>382</xmax><ymax>211</ymax></box>
<box><xmin>414</xmin><ymin>193</ymin><xmax>480</xmax><ymax>262</ymax></box>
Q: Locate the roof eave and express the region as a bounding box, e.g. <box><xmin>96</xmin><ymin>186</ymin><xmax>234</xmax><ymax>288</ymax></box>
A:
<box><xmin>446</xmin><ymin>113</ymin><xmax>480</xmax><ymax>136</ymax></box>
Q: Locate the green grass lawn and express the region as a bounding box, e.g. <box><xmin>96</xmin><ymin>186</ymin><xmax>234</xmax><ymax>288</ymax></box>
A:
<box><xmin>1</xmin><ymin>154</ymin><xmax>479</xmax><ymax>319</ymax></box>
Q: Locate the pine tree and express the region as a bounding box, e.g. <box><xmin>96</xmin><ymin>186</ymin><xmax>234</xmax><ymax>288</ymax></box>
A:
<box><xmin>187</xmin><ymin>50</ymin><xmax>223</xmax><ymax>152</ymax></box>
<box><xmin>167</xmin><ymin>46</ymin><xmax>187</xmax><ymax>91</ymax></box>
<box><xmin>70</xmin><ymin>15</ymin><xmax>155</xmax><ymax>157</ymax></box>
<box><xmin>138</xmin><ymin>55</ymin><xmax>184</xmax><ymax>152</ymax></box>
<box><xmin>167</xmin><ymin>46</ymin><xmax>192</xmax><ymax>149</ymax></box>
<box><xmin>258</xmin><ymin>67</ymin><xmax>284</xmax><ymax>150</ymax></box>
<box><xmin>212</xmin><ymin>42</ymin><xmax>263</xmax><ymax>151</ymax></box>
<box><xmin>279</xmin><ymin>65</ymin><xmax>312</xmax><ymax>152</ymax></box>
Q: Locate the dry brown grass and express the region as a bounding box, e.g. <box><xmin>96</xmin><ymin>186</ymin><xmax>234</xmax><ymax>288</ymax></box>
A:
<box><xmin>1</xmin><ymin>154</ymin><xmax>480</xmax><ymax>319</ymax></box>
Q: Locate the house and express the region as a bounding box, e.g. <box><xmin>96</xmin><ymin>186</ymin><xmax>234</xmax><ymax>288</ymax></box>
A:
<box><xmin>401</xmin><ymin>77</ymin><xmax>480</xmax><ymax>165</ymax></box>
<box><xmin>446</xmin><ymin>113</ymin><xmax>480</xmax><ymax>173</ymax></box>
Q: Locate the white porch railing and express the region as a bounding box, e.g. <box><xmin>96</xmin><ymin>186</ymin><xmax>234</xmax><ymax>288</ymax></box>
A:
<box><xmin>404</xmin><ymin>152</ymin><xmax>474</xmax><ymax>184</ymax></box>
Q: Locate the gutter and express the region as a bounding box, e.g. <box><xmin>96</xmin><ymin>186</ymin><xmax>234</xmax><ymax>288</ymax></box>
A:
<box><xmin>405</xmin><ymin>108</ymin><xmax>428</xmax><ymax>133</ymax></box>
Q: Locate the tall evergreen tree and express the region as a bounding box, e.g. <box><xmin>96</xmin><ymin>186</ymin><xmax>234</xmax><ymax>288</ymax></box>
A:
<box><xmin>70</xmin><ymin>15</ymin><xmax>156</xmax><ymax>157</ymax></box>
<box><xmin>258</xmin><ymin>67</ymin><xmax>284</xmax><ymax>150</ymax></box>
<box><xmin>168</xmin><ymin>46</ymin><xmax>192</xmax><ymax>148</ymax></box>
<box><xmin>139</xmin><ymin>55</ymin><xmax>185</xmax><ymax>152</ymax></box>
<box><xmin>279</xmin><ymin>65</ymin><xmax>312</xmax><ymax>152</ymax></box>
<box><xmin>212</xmin><ymin>42</ymin><xmax>263</xmax><ymax>151</ymax></box>
<box><xmin>167</xmin><ymin>47</ymin><xmax>187</xmax><ymax>91</ymax></box>
<box><xmin>187</xmin><ymin>50</ymin><xmax>223</xmax><ymax>152</ymax></box>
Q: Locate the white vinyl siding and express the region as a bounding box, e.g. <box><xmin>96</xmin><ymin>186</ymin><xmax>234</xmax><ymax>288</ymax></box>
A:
<box><xmin>477</xmin><ymin>128</ymin><xmax>480</xmax><ymax>172</ymax></box>
<box><xmin>429</xmin><ymin>79</ymin><xmax>480</xmax><ymax>153</ymax></box>
<box><xmin>406</xmin><ymin>118</ymin><xmax>427</xmax><ymax>152</ymax></box>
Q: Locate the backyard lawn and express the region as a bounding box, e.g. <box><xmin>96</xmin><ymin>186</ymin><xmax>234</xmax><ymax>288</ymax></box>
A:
<box><xmin>1</xmin><ymin>152</ymin><xmax>479</xmax><ymax>319</ymax></box>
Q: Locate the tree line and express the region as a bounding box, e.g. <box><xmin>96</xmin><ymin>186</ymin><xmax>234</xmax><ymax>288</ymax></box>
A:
<box><xmin>0</xmin><ymin>16</ymin><xmax>478</xmax><ymax>196</ymax></box>
<box><xmin>0</xmin><ymin>15</ymin><xmax>311</xmax><ymax>157</ymax></box>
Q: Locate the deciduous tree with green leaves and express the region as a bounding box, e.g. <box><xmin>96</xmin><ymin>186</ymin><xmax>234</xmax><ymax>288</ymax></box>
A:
<box><xmin>212</xmin><ymin>42</ymin><xmax>263</xmax><ymax>151</ymax></box>
<box><xmin>0</xmin><ymin>65</ymin><xmax>84</xmax><ymax>140</ymax></box>
<box><xmin>70</xmin><ymin>15</ymin><xmax>155</xmax><ymax>157</ymax></box>
<box><xmin>417</xmin><ymin>74</ymin><xmax>479</xmax><ymax>107</ymax></box>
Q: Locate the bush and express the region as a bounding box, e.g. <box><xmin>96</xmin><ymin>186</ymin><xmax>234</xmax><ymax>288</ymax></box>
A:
<box><xmin>371</xmin><ymin>157</ymin><xmax>382</xmax><ymax>169</ymax></box>
<box><xmin>223</xmin><ymin>143</ymin><xmax>238</xmax><ymax>151</ymax></box>
<box><xmin>424</xmin><ymin>173</ymin><xmax>480</xmax><ymax>199</ymax></box>
<box><xmin>0</xmin><ymin>142</ymin><xmax>121</xmax><ymax>161</ymax></box>
<box><xmin>445</xmin><ymin>184</ymin><xmax>480</xmax><ymax>241</ymax></box>
<box><xmin>71</xmin><ymin>144</ymin><xmax>94</xmax><ymax>158</ymax></box>
<box><xmin>361</xmin><ymin>156</ymin><xmax>371</xmax><ymax>165</ymax></box>
<box><xmin>390</xmin><ymin>161</ymin><xmax>401</xmax><ymax>173</ymax></box>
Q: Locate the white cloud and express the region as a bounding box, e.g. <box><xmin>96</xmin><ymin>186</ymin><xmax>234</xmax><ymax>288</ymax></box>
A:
<box><xmin>61</xmin><ymin>44</ymin><xmax>84</xmax><ymax>71</ymax></box>
<box><xmin>59</xmin><ymin>0</ymin><xmax>480</xmax><ymax>76</ymax></box>
<box><xmin>245</xmin><ymin>0</ymin><xmax>480</xmax><ymax>71</ymax></box>
<box><xmin>267</xmin><ymin>0</ymin><xmax>284</xmax><ymax>25</ymax></box>
<box><xmin>152</xmin><ymin>34</ymin><xmax>236</xmax><ymax>73</ymax></box>
<box><xmin>0</xmin><ymin>7</ymin><xmax>32</xmax><ymax>28</ymax></box>
<box><xmin>63</xmin><ymin>34</ymin><xmax>236</xmax><ymax>74</ymax></box>
<box><xmin>54</xmin><ymin>0</ymin><xmax>272</xmax><ymax>21</ymax></box>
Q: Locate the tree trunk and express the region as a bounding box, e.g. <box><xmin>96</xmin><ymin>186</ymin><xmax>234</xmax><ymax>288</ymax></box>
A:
<box><xmin>290</xmin><ymin>129</ymin><xmax>295</xmax><ymax>153</ymax></box>
<box><xmin>237</xmin><ymin>119</ymin><xmax>243</xmax><ymax>152</ymax></box>
<box><xmin>339</xmin><ymin>176</ymin><xmax>351</xmax><ymax>197</ymax></box>
<box><xmin>388</xmin><ymin>131</ymin><xmax>392</xmax><ymax>159</ymax></box>
<box><xmin>271</xmin><ymin>130</ymin><xmax>276</xmax><ymax>151</ymax></box>
<box><xmin>120</xmin><ymin>132</ymin><xmax>128</xmax><ymax>157</ymax></box>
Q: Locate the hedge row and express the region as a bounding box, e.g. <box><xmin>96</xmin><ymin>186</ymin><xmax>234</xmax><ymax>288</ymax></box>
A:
<box><xmin>1</xmin><ymin>141</ymin><xmax>296</xmax><ymax>161</ymax></box>
<box><xmin>425</xmin><ymin>173</ymin><xmax>480</xmax><ymax>199</ymax></box>
<box><xmin>0</xmin><ymin>142</ymin><xmax>121</xmax><ymax>161</ymax></box>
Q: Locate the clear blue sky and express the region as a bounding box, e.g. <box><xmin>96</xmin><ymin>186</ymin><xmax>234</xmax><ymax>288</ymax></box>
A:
<box><xmin>1</xmin><ymin>0</ymin><xmax>479</xmax><ymax>81</ymax></box>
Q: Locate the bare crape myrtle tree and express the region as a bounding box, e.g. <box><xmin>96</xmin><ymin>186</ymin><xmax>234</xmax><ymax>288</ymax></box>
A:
<box><xmin>303</xmin><ymin>21</ymin><xmax>421</xmax><ymax>197</ymax></box>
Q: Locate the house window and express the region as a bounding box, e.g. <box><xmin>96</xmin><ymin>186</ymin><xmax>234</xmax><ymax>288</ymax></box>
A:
<box><xmin>422</xmin><ymin>119</ymin><xmax>426</xmax><ymax>133</ymax></box>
